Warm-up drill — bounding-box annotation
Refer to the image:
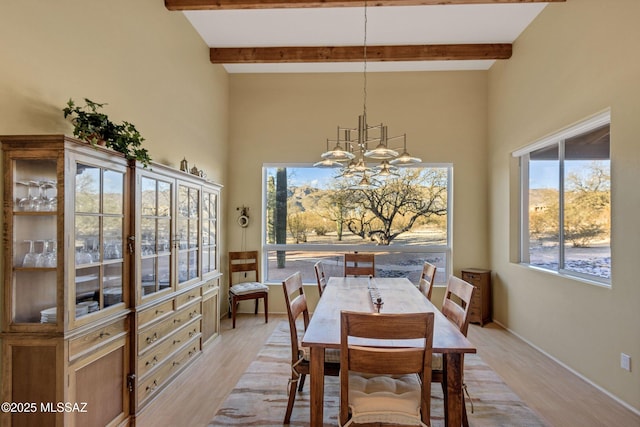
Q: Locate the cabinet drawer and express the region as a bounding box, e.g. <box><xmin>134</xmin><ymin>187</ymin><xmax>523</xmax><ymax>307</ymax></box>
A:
<box><xmin>69</xmin><ymin>318</ymin><xmax>127</xmax><ymax>361</ymax></box>
<box><xmin>175</xmin><ymin>288</ymin><xmax>201</xmax><ymax>309</ymax></box>
<box><xmin>137</xmin><ymin>337</ymin><xmax>201</xmax><ymax>405</ymax></box>
<box><xmin>138</xmin><ymin>359</ymin><xmax>173</xmax><ymax>404</ymax></box>
<box><xmin>138</xmin><ymin>300</ymin><xmax>174</xmax><ymax>329</ymax></box>
<box><xmin>202</xmin><ymin>278</ymin><xmax>219</xmax><ymax>295</ymax></box>
<box><xmin>138</xmin><ymin>322</ymin><xmax>201</xmax><ymax>378</ymax></box>
<box><xmin>167</xmin><ymin>340</ymin><xmax>200</xmax><ymax>377</ymax></box>
<box><xmin>462</xmin><ymin>273</ymin><xmax>480</xmax><ymax>284</ymax></box>
<box><xmin>138</xmin><ymin>303</ymin><xmax>201</xmax><ymax>353</ymax></box>
<box><xmin>470</xmin><ymin>290</ymin><xmax>482</xmax><ymax>305</ymax></box>
<box><xmin>468</xmin><ymin>306</ymin><xmax>481</xmax><ymax>322</ymax></box>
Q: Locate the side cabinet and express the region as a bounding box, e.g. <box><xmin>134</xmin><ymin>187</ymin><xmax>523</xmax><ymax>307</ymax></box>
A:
<box><xmin>461</xmin><ymin>268</ymin><xmax>491</xmax><ymax>326</ymax></box>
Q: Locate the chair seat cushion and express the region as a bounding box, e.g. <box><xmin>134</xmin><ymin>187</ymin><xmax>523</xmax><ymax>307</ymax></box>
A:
<box><xmin>229</xmin><ymin>282</ymin><xmax>269</xmax><ymax>296</ymax></box>
<box><xmin>432</xmin><ymin>353</ymin><xmax>443</xmax><ymax>371</ymax></box>
<box><xmin>348</xmin><ymin>372</ymin><xmax>423</xmax><ymax>425</ymax></box>
<box><xmin>300</xmin><ymin>346</ymin><xmax>341</xmax><ymax>364</ymax></box>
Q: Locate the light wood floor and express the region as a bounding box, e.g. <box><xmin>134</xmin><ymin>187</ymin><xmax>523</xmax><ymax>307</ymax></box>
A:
<box><xmin>137</xmin><ymin>314</ymin><xmax>640</xmax><ymax>427</ymax></box>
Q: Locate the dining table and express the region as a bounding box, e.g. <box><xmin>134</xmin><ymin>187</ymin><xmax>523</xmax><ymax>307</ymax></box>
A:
<box><xmin>301</xmin><ymin>276</ymin><xmax>477</xmax><ymax>427</ymax></box>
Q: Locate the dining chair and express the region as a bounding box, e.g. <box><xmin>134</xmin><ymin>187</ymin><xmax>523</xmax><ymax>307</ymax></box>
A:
<box><xmin>314</xmin><ymin>260</ymin><xmax>328</xmax><ymax>297</ymax></box>
<box><xmin>282</xmin><ymin>272</ymin><xmax>340</xmax><ymax>424</ymax></box>
<box><xmin>343</xmin><ymin>252</ymin><xmax>375</xmax><ymax>277</ymax></box>
<box><xmin>419</xmin><ymin>261</ymin><xmax>437</xmax><ymax>301</ymax></box>
<box><xmin>228</xmin><ymin>250</ymin><xmax>269</xmax><ymax>329</ymax></box>
<box><xmin>339</xmin><ymin>310</ymin><xmax>434</xmax><ymax>427</ymax></box>
<box><xmin>432</xmin><ymin>275</ymin><xmax>476</xmax><ymax>427</ymax></box>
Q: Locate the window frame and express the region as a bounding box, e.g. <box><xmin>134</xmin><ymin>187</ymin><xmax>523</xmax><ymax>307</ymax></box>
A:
<box><xmin>260</xmin><ymin>162</ymin><xmax>453</xmax><ymax>285</ymax></box>
<box><xmin>514</xmin><ymin>110</ymin><xmax>611</xmax><ymax>286</ymax></box>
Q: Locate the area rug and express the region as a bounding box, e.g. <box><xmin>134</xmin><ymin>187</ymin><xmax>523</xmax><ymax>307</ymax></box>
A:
<box><xmin>209</xmin><ymin>321</ymin><xmax>548</xmax><ymax>427</ymax></box>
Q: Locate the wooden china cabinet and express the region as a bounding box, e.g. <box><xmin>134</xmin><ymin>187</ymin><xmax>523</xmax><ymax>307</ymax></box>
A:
<box><xmin>130</xmin><ymin>162</ymin><xmax>222</xmax><ymax>417</ymax></box>
<box><xmin>1</xmin><ymin>135</ymin><xmax>132</xmax><ymax>427</ymax></box>
<box><xmin>0</xmin><ymin>135</ymin><xmax>222</xmax><ymax>426</ymax></box>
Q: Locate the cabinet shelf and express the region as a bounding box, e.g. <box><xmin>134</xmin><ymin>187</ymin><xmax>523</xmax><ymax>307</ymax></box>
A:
<box><xmin>14</xmin><ymin>267</ymin><xmax>57</xmax><ymax>272</ymax></box>
<box><xmin>12</xmin><ymin>211</ymin><xmax>58</xmax><ymax>216</ymax></box>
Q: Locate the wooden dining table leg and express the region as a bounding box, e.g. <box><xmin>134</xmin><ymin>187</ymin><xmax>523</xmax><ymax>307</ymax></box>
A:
<box><xmin>309</xmin><ymin>346</ymin><xmax>325</xmax><ymax>427</ymax></box>
<box><xmin>444</xmin><ymin>352</ymin><xmax>463</xmax><ymax>427</ymax></box>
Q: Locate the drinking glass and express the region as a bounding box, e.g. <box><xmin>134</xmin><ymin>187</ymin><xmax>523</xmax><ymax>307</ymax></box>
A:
<box><xmin>40</xmin><ymin>180</ymin><xmax>57</xmax><ymax>211</ymax></box>
<box><xmin>35</xmin><ymin>240</ymin><xmax>47</xmax><ymax>267</ymax></box>
<box><xmin>27</xmin><ymin>181</ymin><xmax>43</xmax><ymax>211</ymax></box>
<box><xmin>15</xmin><ymin>181</ymin><xmax>29</xmax><ymax>211</ymax></box>
<box><xmin>44</xmin><ymin>240</ymin><xmax>57</xmax><ymax>268</ymax></box>
<box><xmin>75</xmin><ymin>244</ymin><xmax>93</xmax><ymax>265</ymax></box>
<box><xmin>22</xmin><ymin>240</ymin><xmax>40</xmax><ymax>267</ymax></box>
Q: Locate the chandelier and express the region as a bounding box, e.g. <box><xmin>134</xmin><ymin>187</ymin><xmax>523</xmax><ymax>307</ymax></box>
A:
<box><xmin>314</xmin><ymin>0</ymin><xmax>421</xmax><ymax>188</ymax></box>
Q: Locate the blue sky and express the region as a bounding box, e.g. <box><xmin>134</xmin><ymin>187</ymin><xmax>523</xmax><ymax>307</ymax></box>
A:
<box><xmin>267</xmin><ymin>167</ymin><xmax>340</xmax><ymax>189</ymax></box>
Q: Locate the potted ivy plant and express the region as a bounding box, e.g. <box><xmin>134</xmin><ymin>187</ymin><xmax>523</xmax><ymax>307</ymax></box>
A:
<box><xmin>63</xmin><ymin>98</ymin><xmax>152</xmax><ymax>167</ymax></box>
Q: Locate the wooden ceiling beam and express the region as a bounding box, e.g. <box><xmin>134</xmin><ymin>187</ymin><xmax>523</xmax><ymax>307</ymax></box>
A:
<box><xmin>166</xmin><ymin>0</ymin><xmax>565</xmax><ymax>11</ymax></box>
<box><xmin>210</xmin><ymin>43</ymin><xmax>511</xmax><ymax>63</ymax></box>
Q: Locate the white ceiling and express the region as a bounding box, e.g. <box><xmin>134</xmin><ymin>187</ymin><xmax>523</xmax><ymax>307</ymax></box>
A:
<box><xmin>183</xmin><ymin>3</ymin><xmax>547</xmax><ymax>73</ymax></box>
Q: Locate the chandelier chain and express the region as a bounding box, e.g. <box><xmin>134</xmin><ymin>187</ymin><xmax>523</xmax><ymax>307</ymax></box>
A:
<box><xmin>363</xmin><ymin>0</ymin><xmax>368</xmax><ymax>122</ymax></box>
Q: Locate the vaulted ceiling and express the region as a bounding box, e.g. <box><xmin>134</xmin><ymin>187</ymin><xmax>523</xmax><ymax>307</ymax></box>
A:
<box><xmin>164</xmin><ymin>1</ymin><xmax>565</xmax><ymax>73</ymax></box>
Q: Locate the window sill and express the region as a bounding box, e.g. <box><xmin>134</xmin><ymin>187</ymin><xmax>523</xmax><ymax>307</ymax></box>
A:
<box><xmin>514</xmin><ymin>263</ymin><xmax>612</xmax><ymax>289</ymax></box>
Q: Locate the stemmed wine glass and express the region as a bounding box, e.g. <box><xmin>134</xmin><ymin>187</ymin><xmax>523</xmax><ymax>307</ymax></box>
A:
<box><xmin>40</xmin><ymin>180</ymin><xmax>57</xmax><ymax>211</ymax></box>
<box><xmin>45</xmin><ymin>240</ymin><xmax>57</xmax><ymax>268</ymax></box>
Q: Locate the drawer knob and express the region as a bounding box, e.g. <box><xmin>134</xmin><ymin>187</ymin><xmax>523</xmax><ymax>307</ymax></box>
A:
<box><xmin>145</xmin><ymin>356</ymin><xmax>158</xmax><ymax>367</ymax></box>
<box><xmin>146</xmin><ymin>332</ymin><xmax>158</xmax><ymax>344</ymax></box>
<box><xmin>99</xmin><ymin>331</ymin><xmax>111</xmax><ymax>339</ymax></box>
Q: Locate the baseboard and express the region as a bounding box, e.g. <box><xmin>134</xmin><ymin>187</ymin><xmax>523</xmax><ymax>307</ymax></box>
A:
<box><xmin>492</xmin><ymin>319</ymin><xmax>640</xmax><ymax>417</ymax></box>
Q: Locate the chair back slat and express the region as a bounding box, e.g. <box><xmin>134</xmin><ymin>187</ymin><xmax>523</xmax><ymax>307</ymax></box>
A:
<box><xmin>419</xmin><ymin>261</ymin><xmax>437</xmax><ymax>300</ymax></box>
<box><xmin>229</xmin><ymin>250</ymin><xmax>259</xmax><ymax>285</ymax></box>
<box><xmin>348</xmin><ymin>346</ymin><xmax>427</xmax><ymax>375</ymax></box>
<box><xmin>344</xmin><ymin>253</ymin><xmax>375</xmax><ymax>277</ymax></box>
<box><xmin>441</xmin><ymin>275</ymin><xmax>475</xmax><ymax>337</ymax></box>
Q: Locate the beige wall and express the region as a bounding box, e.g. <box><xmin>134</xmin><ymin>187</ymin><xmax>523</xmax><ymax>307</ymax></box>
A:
<box><xmin>0</xmin><ymin>0</ymin><xmax>228</xmax><ymax>329</ymax></box>
<box><xmin>0</xmin><ymin>0</ymin><xmax>228</xmax><ymax>178</ymax></box>
<box><xmin>488</xmin><ymin>0</ymin><xmax>640</xmax><ymax>411</ymax></box>
<box><xmin>228</xmin><ymin>71</ymin><xmax>490</xmax><ymax>313</ymax></box>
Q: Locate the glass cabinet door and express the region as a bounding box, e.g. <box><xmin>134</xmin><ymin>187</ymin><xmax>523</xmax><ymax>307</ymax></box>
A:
<box><xmin>139</xmin><ymin>176</ymin><xmax>173</xmax><ymax>298</ymax></box>
<box><xmin>177</xmin><ymin>183</ymin><xmax>200</xmax><ymax>286</ymax></box>
<box><xmin>74</xmin><ymin>162</ymin><xmax>126</xmax><ymax>323</ymax></box>
<box><xmin>202</xmin><ymin>189</ymin><xmax>218</xmax><ymax>275</ymax></box>
<box><xmin>9</xmin><ymin>157</ymin><xmax>59</xmax><ymax>326</ymax></box>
